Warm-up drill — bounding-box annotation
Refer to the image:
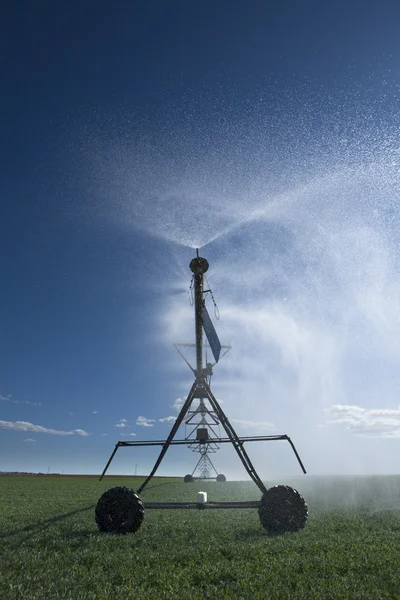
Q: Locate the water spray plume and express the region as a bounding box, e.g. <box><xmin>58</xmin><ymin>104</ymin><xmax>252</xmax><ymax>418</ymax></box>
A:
<box><xmin>77</xmin><ymin>74</ymin><xmax>400</xmax><ymax>474</ymax></box>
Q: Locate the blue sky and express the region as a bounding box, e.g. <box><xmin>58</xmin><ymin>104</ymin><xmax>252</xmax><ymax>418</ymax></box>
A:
<box><xmin>2</xmin><ymin>1</ymin><xmax>400</xmax><ymax>476</ymax></box>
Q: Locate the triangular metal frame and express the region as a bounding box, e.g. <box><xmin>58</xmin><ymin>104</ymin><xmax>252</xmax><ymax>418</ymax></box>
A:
<box><xmin>136</xmin><ymin>378</ymin><xmax>268</xmax><ymax>495</ymax></box>
<box><xmin>192</xmin><ymin>453</ymin><xmax>219</xmax><ymax>479</ymax></box>
<box><xmin>99</xmin><ymin>250</ymin><xmax>306</xmax><ymax>495</ymax></box>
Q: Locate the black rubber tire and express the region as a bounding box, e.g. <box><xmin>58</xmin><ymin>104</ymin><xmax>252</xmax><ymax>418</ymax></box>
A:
<box><xmin>258</xmin><ymin>485</ymin><xmax>308</xmax><ymax>535</ymax></box>
<box><xmin>216</xmin><ymin>474</ymin><xmax>226</xmax><ymax>482</ymax></box>
<box><xmin>95</xmin><ymin>486</ymin><xmax>144</xmax><ymax>534</ymax></box>
<box><xmin>184</xmin><ymin>474</ymin><xmax>194</xmax><ymax>483</ymax></box>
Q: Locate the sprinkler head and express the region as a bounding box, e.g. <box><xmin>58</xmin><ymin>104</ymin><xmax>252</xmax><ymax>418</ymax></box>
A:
<box><xmin>190</xmin><ymin>249</ymin><xmax>209</xmax><ymax>275</ymax></box>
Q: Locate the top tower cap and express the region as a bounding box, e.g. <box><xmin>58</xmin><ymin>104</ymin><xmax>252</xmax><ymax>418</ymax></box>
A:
<box><xmin>190</xmin><ymin>249</ymin><xmax>209</xmax><ymax>274</ymax></box>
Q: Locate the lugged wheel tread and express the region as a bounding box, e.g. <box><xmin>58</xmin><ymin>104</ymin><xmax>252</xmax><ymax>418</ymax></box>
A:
<box><xmin>95</xmin><ymin>486</ymin><xmax>145</xmax><ymax>534</ymax></box>
<box><xmin>258</xmin><ymin>484</ymin><xmax>308</xmax><ymax>535</ymax></box>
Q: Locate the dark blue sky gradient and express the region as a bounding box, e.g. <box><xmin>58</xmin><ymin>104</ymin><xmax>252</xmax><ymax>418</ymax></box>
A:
<box><xmin>1</xmin><ymin>0</ymin><xmax>400</xmax><ymax>474</ymax></box>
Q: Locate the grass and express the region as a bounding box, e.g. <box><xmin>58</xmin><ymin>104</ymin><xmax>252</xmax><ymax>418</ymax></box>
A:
<box><xmin>2</xmin><ymin>474</ymin><xmax>400</xmax><ymax>599</ymax></box>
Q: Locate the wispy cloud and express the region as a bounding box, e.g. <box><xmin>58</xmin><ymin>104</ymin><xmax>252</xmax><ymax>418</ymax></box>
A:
<box><xmin>114</xmin><ymin>423</ymin><xmax>126</xmax><ymax>428</ymax></box>
<box><xmin>136</xmin><ymin>416</ymin><xmax>155</xmax><ymax>427</ymax></box>
<box><xmin>120</xmin><ymin>432</ymin><xmax>137</xmax><ymax>437</ymax></box>
<box><xmin>325</xmin><ymin>405</ymin><xmax>400</xmax><ymax>439</ymax></box>
<box><xmin>0</xmin><ymin>420</ymin><xmax>89</xmax><ymax>436</ymax></box>
<box><xmin>23</xmin><ymin>438</ymin><xmax>36</xmax><ymax>443</ymax></box>
<box><xmin>101</xmin><ymin>433</ymin><xmax>108</xmax><ymax>436</ymax></box>
<box><xmin>128</xmin><ymin>432</ymin><xmax>137</xmax><ymax>436</ymax></box>
<box><xmin>158</xmin><ymin>416</ymin><xmax>176</xmax><ymax>423</ymax></box>
<box><xmin>92</xmin><ymin>410</ymin><xmax>98</xmax><ymax>414</ymax></box>
<box><xmin>1</xmin><ymin>394</ymin><xmax>42</xmax><ymax>407</ymax></box>
<box><xmin>120</xmin><ymin>418</ymin><xmax>128</xmax><ymax>422</ymax></box>
<box><xmin>114</xmin><ymin>418</ymin><xmax>128</xmax><ymax>428</ymax></box>
<box><xmin>68</xmin><ymin>412</ymin><xmax>75</xmax><ymax>416</ymax></box>
<box><xmin>171</xmin><ymin>398</ymin><xmax>184</xmax><ymax>412</ymax></box>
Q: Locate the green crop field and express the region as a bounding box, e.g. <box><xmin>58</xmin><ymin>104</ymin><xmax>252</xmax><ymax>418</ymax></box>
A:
<box><xmin>2</xmin><ymin>474</ymin><xmax>400</xmax><ymax>599</ymax></box>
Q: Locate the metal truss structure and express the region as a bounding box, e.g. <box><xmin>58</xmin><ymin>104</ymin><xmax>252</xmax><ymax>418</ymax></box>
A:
<box><xmin>96</xmin><ymin>250</ymin><xmax>309</xmax><ymax>536</ymax></box>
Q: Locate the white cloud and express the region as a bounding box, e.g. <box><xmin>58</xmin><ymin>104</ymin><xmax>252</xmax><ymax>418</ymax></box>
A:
<box><xmin>23</xmin><ymin>438</ymin><xmax>36</xmax><ymax>443</ymax></box>
<box><xmin>231</xmin><ymin>419</ymin><xmax>276</xmax><ymax>432</ymax></box>
<box><xmin>1</xmin><ymin>394</ymin><xmax>41</xmax><ymax>407</ymax></box>
<box><xmin>158</xmin><ymin>416</ymin><xmax>176</xmax><ymax>423</ymax></box>
<box><xmin>69</xmin><ymin>429</ymin><xmax>88</xmax><ymax>436</ymax></box>
<box><xmin>92</xmin><ymin>411</ymin><xmax>98</xmax><ymax>414</ymax></box>
<box><xmin>114</xmin><ymin>423</ymin><xmax>127</xmax><ymax>428</ymax></box>
<box><xmin>128</xmin><ymin>432</ymin><xmax>137</xmax><ymax>436</ymax></box>
<box><xmin>136</xmin><ymin>416</ymin><xmax>155</xmax><ymax>427</ymax></box>
<box><xmin>171</xmin><ymin>398</ymin><xmax>184</xmax><ymax>412</ymax></box>
<box><xmin>325</xmin><ymin>404</ymin><xmax>400</xmax><ymax>438</ymax></box>
<box><xmin>120</xmin><ymin>418</ymin><xmax>128</xmax><ymax>422</ymax></box>
<box><xmin>68</xmin><ymin>412</ymin><xmax>75</xmax><ymax>416</ymax></box>
<box><xmin>0</xmin><ymin>420</ymin><xmax>89</xmax><ymax>436</ymax></box>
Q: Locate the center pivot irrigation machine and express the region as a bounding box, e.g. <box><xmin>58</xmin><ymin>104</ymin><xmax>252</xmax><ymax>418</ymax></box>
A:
<box><xmin>95</xmin><ymin>251</ymin><xmax>308</xmax><ymax>535</ymax></box>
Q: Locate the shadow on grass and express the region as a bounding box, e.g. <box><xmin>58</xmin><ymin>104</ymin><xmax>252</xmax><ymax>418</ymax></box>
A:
<box><xmin>0</xmin><ymin>504</ymin><xmax>96</xmax><ymax>549</ymax></box>
<box><xmin>234</xmin><ymin>529</ymin><xmax>267</xmax><ymax>540</ymax></box>
<box><xmin>60</xmin><ymin>529</ymin><xmax>102</xmax><ymax>540</ymax></box>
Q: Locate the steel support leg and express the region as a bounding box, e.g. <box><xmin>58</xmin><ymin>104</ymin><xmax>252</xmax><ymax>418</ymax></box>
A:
<box><xmin>204</xmin><ymin>383</ymin><xmax>268</xmax><ymax>494</ymax></box>
<box><xmin>99</xmin><ymin>443</ymin><xmax>121</xmax><ymax>481</ymax></box>
<box><xmin>137</xmin><ymin>380</ymin><xmax>199</xmax><ymax>494</ymax></box>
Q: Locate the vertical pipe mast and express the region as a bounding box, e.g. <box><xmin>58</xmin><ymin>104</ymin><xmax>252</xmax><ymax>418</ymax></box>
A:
<box><xmin>190</xmin><ymin>248</ymin><xmax>209</xmax><ymax>379</ymax></box>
